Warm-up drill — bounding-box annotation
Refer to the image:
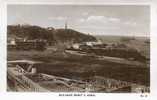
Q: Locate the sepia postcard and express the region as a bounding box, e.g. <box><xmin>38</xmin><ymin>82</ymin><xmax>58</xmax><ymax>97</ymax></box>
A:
<box><xmin>1</xmin><ymin>0</ymin><xmax>157</xmax><ymax>100</ymax></box>
<box><xmin>7</xmin><ymin>4</ymin><xmax>150</xmax><ymax>93</ymax></box>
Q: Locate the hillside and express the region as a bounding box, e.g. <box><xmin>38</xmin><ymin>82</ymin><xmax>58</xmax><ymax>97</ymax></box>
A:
<box><xmin>54</xmin><ymin>28</ymin><xmax>96</xmax><ymax>43</ymax></box>
<box><xmin>7</xmin><ymin>25</ymin><xmax>97</xmax><ymax>44</ymax></box>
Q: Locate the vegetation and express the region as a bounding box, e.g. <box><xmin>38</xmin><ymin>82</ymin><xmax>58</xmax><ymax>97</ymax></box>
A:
<box><xmin>7</xmin><ymin>25</ymin><xmax>150</xmax><ymax>86</ymax></box>
<box><xmin>120</xmin><ymin>36</ymin><xmax>135</xmax><ymax>43</ymax></box>
<box><xmin>7</xmin><ymin>24</ymin><xmax>97</xmax><ymax>45</ymax></box>
<box><xmin>55</xmin><ymin>29</ymin><xmax>96</xmax><ymax>43</ymax></box>
<box><xmin>8</xmin><ymin>50</ymin><xmax>150</xmax><ymax>86</ymax></box>
<box><xmin>8</xmin><ymin>25</ymin><xmax>54</xmax><ymax>43</ymax></box>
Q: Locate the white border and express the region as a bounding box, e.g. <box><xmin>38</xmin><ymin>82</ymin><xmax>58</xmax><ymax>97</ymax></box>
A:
<box><xmin>0</xmin><ymin>0</ymin><xmax>157</xmax><ymax>100</ymax></box>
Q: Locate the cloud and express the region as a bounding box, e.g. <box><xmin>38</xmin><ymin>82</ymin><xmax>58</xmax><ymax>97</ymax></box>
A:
<box><xmin>48</xmin><ymin>16</ymin><xmax>67</xmax><ymax>21</ymax></box>
<box><xmin>79</xmin><ymin>18</ymin><xmax>86</xmax><ymax>22</ymax></box>
<box><xmin>86</xmin><ymin>16</ymin><xmax>107</xmax><ymax>23</ymax></box>
<box><xmin>14</xmin><ymin>13</ymin><xmax>32</xmax><ymax>25</ymax></box>
<box><xmin>57</xmin><ymin>17</ymin><xmax>67</xmax><ymax>20</ymax></box>
<box><xmin>124</xmin><ymin>21</ymin><xmax>137</xmax><ymax>26</ymax></box>
<box><xmin>77</xmin><ymin>16</ymin><xmax>122</xmax><ymax>32</ymax></box>
<box><xmin>82</xmin><ymin>12</ymin><xmax>88</xmax><ymax>16</ymax></box>
<box><xmin>78</xmin><ymin>16</ymin><xmax>120</xmax><ymax>24</ymax></box>
<box><xmin>108</xmin><ymin>17</ymin><xmax>120</xmax><ymax>22</ymax></box>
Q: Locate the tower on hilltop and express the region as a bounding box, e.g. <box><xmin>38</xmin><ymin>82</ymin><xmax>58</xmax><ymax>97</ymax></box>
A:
<box><xmin>65</xmin><ymin>21</ymin><xmax>68</xmax><ymax>29</ymax></box>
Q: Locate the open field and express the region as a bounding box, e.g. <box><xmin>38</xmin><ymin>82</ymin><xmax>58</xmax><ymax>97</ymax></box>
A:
<box><xmin>7</xmin><ymin>47</ymin><xmax>150</xmax><ymax>86</ymax></box>
<box><xmin>7</xmin><ymin>35</ymin><xmax>150</xmax><ymax>86</ymax></box>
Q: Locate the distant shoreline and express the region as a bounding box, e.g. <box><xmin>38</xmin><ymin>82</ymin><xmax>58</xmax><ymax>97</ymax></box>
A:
<box><xmin>94</xmin><ymin>35</ymin><xmax>150</xmax><ymax>39</ymax></box>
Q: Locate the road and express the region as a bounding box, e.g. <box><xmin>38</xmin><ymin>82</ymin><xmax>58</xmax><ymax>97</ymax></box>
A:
<box><xmin>65</xmin><ymin>50</ymin><xmax>147</xmax><ymax>67</ymax></box>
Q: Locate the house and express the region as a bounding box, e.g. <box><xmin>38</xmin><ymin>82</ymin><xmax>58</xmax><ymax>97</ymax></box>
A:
<box><xmin>8</xmin><ymin>38</ymin><xmax>16</xmax><ymax>45</ymax></box>
<box><xmin>72</xmin><ymin>43</ymin><xmax>80</xmax><ymax>49</ymax></box>
<box><xmin>85</xmin><ymin>40</ymin><xmax>102</xmax><ymax>46</ymax></box>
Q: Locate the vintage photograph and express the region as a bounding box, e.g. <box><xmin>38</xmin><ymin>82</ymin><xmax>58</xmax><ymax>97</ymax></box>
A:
<box><xmin>7</xmin><ymin>5</ymin><xmax>150</xmax><ymax>93</ymax></box>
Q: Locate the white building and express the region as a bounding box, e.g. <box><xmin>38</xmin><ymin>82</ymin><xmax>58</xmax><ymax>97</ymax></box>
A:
<box><xmin>72</xmin><ymin>43</ymin><xmax>80</xmax><ymax>49</ymax></box>
<box><xmin>8</xmin><ymin>38</ymin><xmax>16</xmax><ymax>45</ymax></box>
<box><xmin>85</xmin><ymin>41</ymin><xmax>102</xmax><ymax>46</ymax></box>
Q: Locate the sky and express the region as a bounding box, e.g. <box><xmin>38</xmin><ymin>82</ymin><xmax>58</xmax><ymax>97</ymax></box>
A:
<box><xmin>7</xmin><ymin>5</ymin><xmax>150</xmax><ymax>37</ymax></box>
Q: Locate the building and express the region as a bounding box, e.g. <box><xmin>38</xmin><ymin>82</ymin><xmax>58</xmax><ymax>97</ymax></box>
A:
<box><xmin>85</xmin><ymin>41</ymin><xmax>102</xmax><ymax>46</ymax></box>
<box><xmin>72</xmin><ymin>43</ymin><xmax>80</xmax><ymax>49</ymax></box>
<box><xmin>7</xmin><ymin>38</ymin><xmax>47</xmax><ymax>51</ymax></box>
